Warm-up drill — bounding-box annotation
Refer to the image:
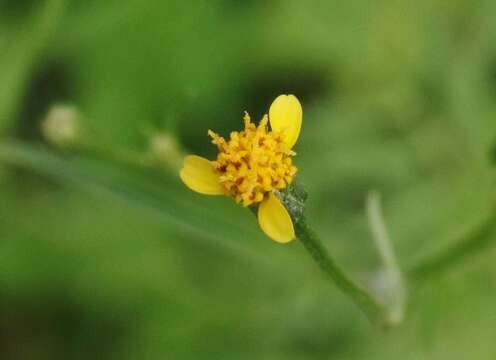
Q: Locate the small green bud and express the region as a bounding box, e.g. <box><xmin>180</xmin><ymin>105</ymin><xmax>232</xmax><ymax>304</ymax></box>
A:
<box><xmin>41</xmin><ymin>104</ymin><xmax>80</xmax><ymax>148</ymax></box>
<box><xmin>148</xmin><ymin>132</ymin><xmax>183</xmax><ymax>170</ymax></box>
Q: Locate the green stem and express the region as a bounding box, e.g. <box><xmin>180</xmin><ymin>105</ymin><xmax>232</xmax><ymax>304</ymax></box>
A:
<box><xmin>407</xmin><ymin>209</ymin><xmax>496</xmax><ymax>282</ymax></box>
<box><xmin>295</xmin><ymin>218</ymin><xmax>385</xmax><ymax>326</ymax></box>
<box><xmin>366</xmin><ymin>191</ymin><xmax>406</xmax><ymax>326</ymax></box>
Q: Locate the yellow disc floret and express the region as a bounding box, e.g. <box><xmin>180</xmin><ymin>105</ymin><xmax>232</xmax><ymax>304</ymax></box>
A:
<box><xmin>208</xmin><ymin>112</ymin><xmax>297</xmax><ymax>207</ymax></box>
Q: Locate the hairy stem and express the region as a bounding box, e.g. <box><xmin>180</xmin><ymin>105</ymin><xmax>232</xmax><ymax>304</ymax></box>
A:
<box><xmin>295</xmin><ymin>218</ymin><xmax>386</xmax><ymax>326</ymax></box>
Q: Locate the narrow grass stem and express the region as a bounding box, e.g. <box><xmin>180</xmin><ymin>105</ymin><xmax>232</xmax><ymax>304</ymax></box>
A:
<box><xmin>407</xmin><ymin>208</ymin><xmax>496</xmax><ymax>282</ymax></box>
<box><xmin>77</xmin><ymin>139</ymin><xmax>147</xmax><ymax>168</ymax></box>
<box><xmin>295</xmin><ymin>218</ymin><xmax>386</xmax><ymax>326</ymax></box>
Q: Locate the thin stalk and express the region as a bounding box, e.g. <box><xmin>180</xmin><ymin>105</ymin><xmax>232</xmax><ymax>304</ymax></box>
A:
<box><xmin>366</xmin><ymin>191</ymin><xmax>406</xmax><ymax>326</ymax></box>
<box><xmin>295</xmin><ymin>218</ymin><xmax>386</xmax><ymax>326</ymax></box>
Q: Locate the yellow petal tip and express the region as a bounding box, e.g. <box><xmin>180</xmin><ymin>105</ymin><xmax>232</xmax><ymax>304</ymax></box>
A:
<box><xmin>258</xmin><ymin>192</ymin><xmax>295</xmax><ymax>244</ymax></box>
<box><xmin>179</xmin><ymin>155</ymin><xmax>224</xmax><ymax>195</ymax></box>
<box><xmin>268</xmin><ymin>94</ymin><xmax>302</xmax><ymax>149</ymax></box>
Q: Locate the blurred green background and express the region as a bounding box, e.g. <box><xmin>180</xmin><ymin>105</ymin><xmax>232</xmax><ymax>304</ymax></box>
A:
<box><xmin>2</xmin><ymin>0</ymin><xmax>496</xmax><ymax>359</ymax></box>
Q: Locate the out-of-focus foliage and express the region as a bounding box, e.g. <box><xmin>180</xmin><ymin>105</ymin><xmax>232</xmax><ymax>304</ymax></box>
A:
<box><xmin>1</xmin><ymin>0</ymin><xmax>496</xmax><ymax>359</ymax></box>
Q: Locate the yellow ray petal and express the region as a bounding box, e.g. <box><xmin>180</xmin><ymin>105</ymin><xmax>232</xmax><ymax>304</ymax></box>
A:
<box><xmin>268</xmin><ymin>94</ymin><xmax>302</xmax><ymax>149</ymax></box>
<box><xmin>179</xmin><ymin>155</ymin><xmax>224</xmax><ymax>195</ymax></box>
<box><xmin>258</xmin><ymin>192</ymin><xmax>295</xmax><ymax>243</ymax></box>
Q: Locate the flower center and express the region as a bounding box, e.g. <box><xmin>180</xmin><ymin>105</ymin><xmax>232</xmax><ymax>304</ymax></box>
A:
<box><xmin>208</xmin><ymin>112</ymin><xmax>297</xmax><ymax>207</ymax></box>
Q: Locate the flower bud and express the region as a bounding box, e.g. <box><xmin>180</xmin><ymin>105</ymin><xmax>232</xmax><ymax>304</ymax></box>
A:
<box><xmin>148</xmin><ymin>132</ymin><xmax>183</xmax><ymax>169</ymax></box>
<box><xmin>41</xmin><ymin>104</ymin><xmax>80</xmax><ymax>147</ymax></box>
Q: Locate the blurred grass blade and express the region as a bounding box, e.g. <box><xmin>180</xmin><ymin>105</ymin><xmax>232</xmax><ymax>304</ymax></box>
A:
<box><xmin>0</xmin><ymin>140</ymin><xmax>268</xmax><ymax>263</ymax></box>
<box><xmin>0</xmin><ymin>0</ymin><xmax>66</xmax><ymax>132</ymax></box>
<box><xmin>407</xmin><ymin>209</ymin><xmax>496</xmax><ymax>282</ymax></box>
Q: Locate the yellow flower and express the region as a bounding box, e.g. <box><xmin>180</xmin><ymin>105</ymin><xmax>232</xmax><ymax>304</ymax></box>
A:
<box><xmin>179</xmin><ymin>95</ymin><xmax>302</xmax><ymax>243</ymax></box>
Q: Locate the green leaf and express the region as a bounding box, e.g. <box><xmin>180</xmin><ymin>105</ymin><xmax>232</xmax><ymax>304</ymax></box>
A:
<box><xmin>0</xmin><ymin>140</ymin><xmax>271</xmax><ymax>263</ymax></box>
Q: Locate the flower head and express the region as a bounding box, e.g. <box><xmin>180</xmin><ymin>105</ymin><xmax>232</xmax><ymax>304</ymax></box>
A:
<box><xmin>179</xmin><ymin>95</ymin><xmax>302</xmax><ymax>243</ymax></box>
<box><xmin>208</xmin><ymin>113</ymin><xmax>297</xmax><ymax>207</ymax></box>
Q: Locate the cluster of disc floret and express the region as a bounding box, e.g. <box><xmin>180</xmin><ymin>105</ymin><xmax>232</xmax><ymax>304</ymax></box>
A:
<box><xmin>208</xmin><ymin>113</ymin><xmax>297</xmax><ymax>207</ymax></box>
